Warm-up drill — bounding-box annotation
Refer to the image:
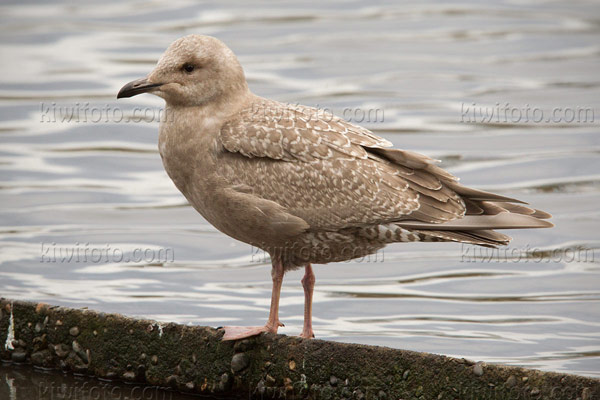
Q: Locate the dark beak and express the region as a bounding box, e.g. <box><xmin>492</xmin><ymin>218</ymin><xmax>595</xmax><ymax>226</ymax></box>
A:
<box><xmin>117</xmin><ymin>78</ymin><xmax>162</xmax><ymax>99</ymax></box>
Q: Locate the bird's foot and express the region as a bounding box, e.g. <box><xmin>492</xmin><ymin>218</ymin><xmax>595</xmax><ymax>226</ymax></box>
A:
<box><xmin>221</xmin><ymin>321</ymin><xmax>283</xmax><ymax>341</ymax></box>
<box><xmin>299</xmin><ymin>328</ymin><xmax>315</xmax><ymax>339</ymax></box>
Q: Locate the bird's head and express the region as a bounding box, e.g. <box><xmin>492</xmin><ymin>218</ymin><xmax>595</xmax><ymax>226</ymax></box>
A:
<box><xmin>117</xmin><ymin>35</ymin><xmax>248</xmax><ymax>106</ymax></box>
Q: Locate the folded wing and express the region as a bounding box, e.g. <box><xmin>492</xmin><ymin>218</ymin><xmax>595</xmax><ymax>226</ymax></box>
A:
<box><xmin>219</xmin><ymin>98</ymin><xmax>552</xmax><ymax>247</ymax></box>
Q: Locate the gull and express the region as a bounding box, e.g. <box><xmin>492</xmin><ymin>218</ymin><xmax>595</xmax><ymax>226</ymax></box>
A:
<box><xmin>118</xmin><ymin>35</ymin><xmax>552</xmax><ymax>341</ymax></box>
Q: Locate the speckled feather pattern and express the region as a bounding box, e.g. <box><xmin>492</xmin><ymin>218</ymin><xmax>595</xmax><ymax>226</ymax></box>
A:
<box><xmin>149</xmin><ymin>35</ymin><xmax>551</xmax><ymax>271</ymax></box>
<box><xmin>215</xmin><ymin>98</ymin><xmax>473</xmax><ymax>268</ymax></box>
<box><xmin>220</xmin><ymin>98</ymin><xmax>393</xmax><ymax>161</ymax></box>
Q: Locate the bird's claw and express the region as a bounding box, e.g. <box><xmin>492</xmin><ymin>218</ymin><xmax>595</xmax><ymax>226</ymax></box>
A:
<box><xmin>299</xmin><ymin>330</ymin><xmax>315</xmax><ymax>339</ymax></box>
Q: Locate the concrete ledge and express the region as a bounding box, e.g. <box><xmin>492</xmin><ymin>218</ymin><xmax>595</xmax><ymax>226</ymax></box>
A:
<box><xmin>0</xmin><ymin>298</ymin><xmax>597</xmax><ymax>399</ymax></box>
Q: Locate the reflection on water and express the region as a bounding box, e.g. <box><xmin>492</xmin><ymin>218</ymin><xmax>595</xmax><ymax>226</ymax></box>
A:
<box><xmin>0</xmin><ymin>364</ymin><xmax>197</xmax><ymax>400</ymax></box>
<box><xmin>0</xmin><ymin>0</ymin><xmax>599</xmax><ymax>384</ymax></box>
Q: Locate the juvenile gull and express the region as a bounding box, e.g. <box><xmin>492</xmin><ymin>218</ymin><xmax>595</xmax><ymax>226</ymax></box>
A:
<box><xmin>118</xmin><ymin>35</ymin><xmax>553</xmax><ymax>341</ymax></box>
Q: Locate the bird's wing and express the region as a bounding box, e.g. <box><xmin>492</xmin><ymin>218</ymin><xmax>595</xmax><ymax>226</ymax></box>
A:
<box><xmin>218</xmin><ymin>99</ymin><xmax>464</xmax><ymax>230</ymax></box>
<box><xmin>219</xmin><ymin>98</ymin><xmax>392</xmax><ymax>162</ymax></box>
<box><xmin>218</xmin><ymin>98</ymin><xmax>551</xmax><ymax>236</ymax></box>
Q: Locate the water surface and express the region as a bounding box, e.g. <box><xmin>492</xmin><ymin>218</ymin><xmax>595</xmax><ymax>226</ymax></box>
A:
<box><xmin>0</xmin><ymin>364</ymin><xmax>197</xmax><ymax>400</ymax></box>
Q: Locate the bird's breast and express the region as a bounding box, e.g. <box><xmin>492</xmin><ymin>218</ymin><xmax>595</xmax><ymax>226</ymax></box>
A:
<box><xmin>158</xmin><ymin>112</ymin><xmax>221</xmax><ymax>209</ymax></box>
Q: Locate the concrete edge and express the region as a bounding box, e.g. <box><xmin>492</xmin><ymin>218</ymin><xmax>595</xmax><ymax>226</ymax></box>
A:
<box><xmin>0</xmin><ymin>298</ymin><xmax>597</xmax><ymax>399</ymax></box>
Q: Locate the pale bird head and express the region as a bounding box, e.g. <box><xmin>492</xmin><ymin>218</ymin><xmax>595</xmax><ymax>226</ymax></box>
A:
<box><xmin>117</xmin><ymin>35</ymin><xmax>248</xmax><ymax>106</ymax></box>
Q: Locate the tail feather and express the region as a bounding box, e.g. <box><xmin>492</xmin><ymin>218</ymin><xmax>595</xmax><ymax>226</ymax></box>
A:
<box><xmin>496</xmin><ymin>202</ymin><xmax>552</xmax><ymax>219</ymax></box>
<box><xmin>398</xmin><ymin>213</ymin><xmax>554</xmax><ymax>231</ymax></box>
<box><xmin>366</xmin><ymin>146</ymin><xmax>552</xmax><ymax>248</ymax></box>
<box><xmin>444</xmin><ymin>181</ymin><xmax>527</xmax><ymax>204</ymax></box>
<box><xmin>412</xmin><ymin>229</ymin><xmax>510</xmax><ymax>247</ymax></box>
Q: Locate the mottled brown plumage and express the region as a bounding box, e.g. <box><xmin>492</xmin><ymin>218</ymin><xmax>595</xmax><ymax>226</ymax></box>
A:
<box><xmin>118</xmin><ymin>34</ymin><xmax>552</xmax><ymax>340</ymax></box>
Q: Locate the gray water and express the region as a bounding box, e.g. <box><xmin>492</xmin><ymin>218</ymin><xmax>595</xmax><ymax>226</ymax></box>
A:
<box><xmin>1</xmin><ymin>0</ymin><xmax>599</xmax><ymax>384</ymax></box>
<box><xmin>0</xmin><ymin>364</ymin><xmax>197</xmax><ymax>400</ymax></box>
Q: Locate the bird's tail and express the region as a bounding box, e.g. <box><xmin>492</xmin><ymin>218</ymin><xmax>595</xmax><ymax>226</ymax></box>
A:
<box><xmin>366</xmin><ymin>147</ymin><xmax>553</xmax><ymax>248</ymax></box>
<box><xmin>395</xmin><ymin>187</ymin><xmax>553</xmax><ymax>247</ymax></box>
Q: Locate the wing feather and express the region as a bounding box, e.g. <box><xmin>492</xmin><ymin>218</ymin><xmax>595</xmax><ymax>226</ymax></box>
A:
<box><xmin>218</xmin><ymin>97</ymin><xmax>551</xmax><ymax>243</ymax></box>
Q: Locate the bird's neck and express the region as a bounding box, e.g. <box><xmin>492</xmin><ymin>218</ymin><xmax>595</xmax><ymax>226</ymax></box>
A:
<box><xmin>158</xmin><ymin>88</ymin><xmax>256</xmax><ymax>193</ymax></box>
<box><xmin>167</xmin><ymin>86</ymin><xmax>253</xmax><ymax>122</ymax></box>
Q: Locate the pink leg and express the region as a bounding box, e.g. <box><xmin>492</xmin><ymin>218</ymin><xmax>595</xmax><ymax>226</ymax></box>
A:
<box><xmin>299</xmin><ymin>264</ymin><xmax>315</xmax><ymax>339</ymax></box>
<box><xmin>222</xmin><ymin>257</ymin><xmax>285</xmax><ymax>341</ymax></box>
<box><xmin>265</xmin><ymin>258</ymin><xmax>285</xmax><ymax>331</ymax></box>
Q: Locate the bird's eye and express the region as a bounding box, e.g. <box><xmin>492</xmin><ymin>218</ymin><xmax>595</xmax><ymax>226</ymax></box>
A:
<box><xmin>183</xmin><ymin>64</ymin><xmax>195</xmax><ymax>73</ymax></box>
